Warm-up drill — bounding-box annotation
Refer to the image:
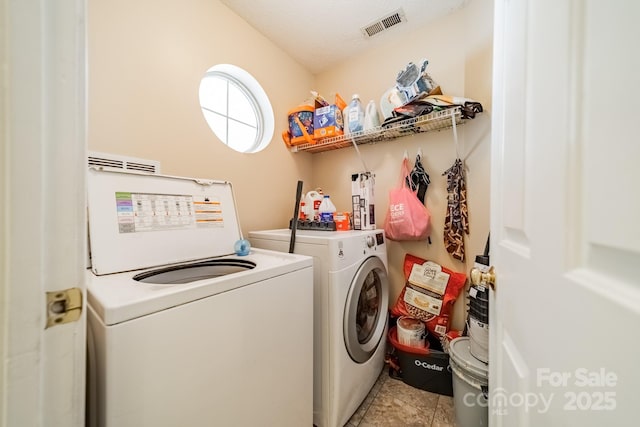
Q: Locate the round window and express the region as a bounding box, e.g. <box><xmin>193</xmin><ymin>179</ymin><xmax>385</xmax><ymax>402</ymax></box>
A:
<box><xmin>198</xmin><ymin>64</ymin><xmax>274</xmax><ymax>153</ymax></box>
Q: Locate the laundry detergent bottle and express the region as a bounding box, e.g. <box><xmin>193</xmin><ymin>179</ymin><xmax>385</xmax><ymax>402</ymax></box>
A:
<box><xmin>347</xmin><ymin>94</ymin><xmax>365</xmax><ymax>134</ymax></box>
<box><xmin>318</xmin><ymin>195</ymin><xmax>337</xmax><ymax>222</ymax></box>
<box><xmin>304</xmin><ymin>190</ymin><xmax>324</xmax><ymax>221</ymax></box>
<box><xmin>364</xmin><ymin>100</ymin><xmax>381</xmax><ymax>131</ymax></box>
<box><xmin>342</xmin><ymin>104</ymin><xmax>351</xmax><ymax>136</ymax></box>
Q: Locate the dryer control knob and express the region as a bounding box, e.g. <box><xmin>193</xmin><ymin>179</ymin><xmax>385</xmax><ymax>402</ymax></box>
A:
<box><xmin>366</xmin><ymin>235</ymin><xmax>375</xmax><ymax>248</ymax></box>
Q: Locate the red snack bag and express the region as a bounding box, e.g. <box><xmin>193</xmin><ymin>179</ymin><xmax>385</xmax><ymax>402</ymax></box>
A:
<box><xmin>390</xmin><ymin>254</ymin><xmax>467</xmax><ymax>337</ymax></box>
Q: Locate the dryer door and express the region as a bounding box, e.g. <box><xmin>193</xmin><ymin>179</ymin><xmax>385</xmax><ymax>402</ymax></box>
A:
<box><xmin>344</xmin><ymin>256</ymin><xmax>390</xmax><ymax>363</ymax></box>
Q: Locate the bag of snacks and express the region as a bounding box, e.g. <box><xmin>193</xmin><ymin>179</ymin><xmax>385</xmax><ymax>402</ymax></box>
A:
<box><xmin>390</xmin><ymin>254</ymin><xmax>467</xmax><ymax>337</ymax></box>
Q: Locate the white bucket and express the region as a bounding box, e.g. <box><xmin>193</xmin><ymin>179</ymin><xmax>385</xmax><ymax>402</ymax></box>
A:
<box><xmin>396</xmin><ymin>316</ymin><xmax>427</xmax><ymax>348</ymax></box>
<box><xmin>468</xmin><ymin>317</ymin><xmax>489</xmax><ymax>363</ymax></box>
<box><xmin>449</xmin><ymin>337</ymin><xmax>488</xmax><ymax>427</ymax></box>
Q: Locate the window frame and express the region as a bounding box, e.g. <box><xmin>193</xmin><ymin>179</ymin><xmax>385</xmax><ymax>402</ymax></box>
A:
<box><xmin>198</xmin><ymin>64</ymin><xmax>274</xmax><ymax>153</ymax></box>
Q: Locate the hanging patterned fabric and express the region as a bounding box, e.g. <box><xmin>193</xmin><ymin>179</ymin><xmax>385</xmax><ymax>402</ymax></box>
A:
<box><xmin>443</xmin><ymin>158</ymin><xmax>469</xmax><ymax>261</ymax></box>
<box><xmin>406</xmin><ymin>152</ymin><xmax>432</xmax><ymax>244</ymax></box>
<box><xmin>406</xmin><ymin>153</ymin><xmax>431</xmax><ymax>204</ymax></box>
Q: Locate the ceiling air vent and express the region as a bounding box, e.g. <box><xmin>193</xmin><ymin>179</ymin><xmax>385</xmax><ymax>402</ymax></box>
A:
<box><xmin>361</xmin><ymin>9</ymin><xmax>407</xmax><ymax>38</ymax></box>
<box><xmin>88</xmin><ymin>151</ymin><xmax>161</xmax><ymax>174</ymax></box>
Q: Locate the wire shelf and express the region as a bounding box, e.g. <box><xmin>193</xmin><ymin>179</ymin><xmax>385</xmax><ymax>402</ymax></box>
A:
<box><xmin>289</xmin><ymin>107</ymin><xmax>463</xmax><ymax>154</ymax></box>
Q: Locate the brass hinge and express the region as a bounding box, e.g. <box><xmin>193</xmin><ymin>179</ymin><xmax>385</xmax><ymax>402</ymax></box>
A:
<box><xmin>46</xmin><ymin>288</ymin><xmax>83</xmax><ymax>328</ymax></box>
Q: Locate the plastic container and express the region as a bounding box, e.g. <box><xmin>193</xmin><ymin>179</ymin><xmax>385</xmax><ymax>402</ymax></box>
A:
<box><xmin>233</xmin><ymin>239</ymin><xmax>251</xmax><ymax>256</ymax></box>
<box><xmin>298</xmin><ymin>201</ymin><xmax>307</xmax><ymax>220</ymax></box>
<box><xmin>449</xmin><ymin>337</ymin><xmax>489</xmax><ymax>427</ymax></box>
<box><xmin>342</xmin><ymin>104</ymin><xmax>351</xmax><ymax>135</ymax></box>
<box><xmin>396</xmin><ymin>316</ymin><xmax>427</xmax><ymax>348</ymax></box>
<box><xmin>388</xmin><ymin>326</ymin><xmax>452</xmax><ymax>396</ymax></box>
<box><xmin>468</xmin><ymin>317</ymin><xmax>489</xmax><ymax>363</ymax></box>
<box><xmin>318</xmin><ymin>195</ymin><xmax>336</xmax><ymax>222</ymax></box>
<box><xmin>304</xmin><ymin>190</ymin><xmax>324</xmax><ymax>221</ymax></box>
<box><xmin>469</xmin><ymin>285</ymin><xmax>489</xmax><ymax>324</ymax></box>
<box><xmin>287</xmin><ymin>106</ymin><xmax>314</xmax><ymax>145</ymax></box>
<box><xmin>468</xmin><ymin>282</ymin><xmax>489</xmax><ymax>363</ymax></box>
<box><xmin>364</xmin><ymin>100</ymin><xmax>381</xmax><ymax>131</ymax></box>
<box><xmin>388</xmin><ymin>326</ymin><xmax>430</xmax><ymax>355</ymax></box>
<box><xmin>347</xmin><ymin>94</ymin><xmax>364</xmax><ymax>134</ymax></box>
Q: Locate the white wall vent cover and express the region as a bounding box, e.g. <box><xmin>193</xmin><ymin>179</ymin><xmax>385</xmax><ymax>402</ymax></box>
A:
<box><xmin>87</xmin><ymin>151</ymin><xmax>161</xmax><ymax>174</ymax></box>
<box><xmin>361</xmin><ymin>9</ymin><xmax>407</xmax><ymax>38</ymax></box>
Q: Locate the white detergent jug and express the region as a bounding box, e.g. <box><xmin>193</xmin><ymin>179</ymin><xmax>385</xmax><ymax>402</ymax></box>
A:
<box><xmin>364</xmin><ymin>100</ymin><xmax>381</xmax><ymax>131</ymax></box>
<box><xmin>304</xmin><ymin>190</ymin><xmax>324</xmax><ymax>221</ymax></box>
<box><xmin>342</xmin><ymin>104</ymin><xmax>351</xmax><ymax>136</ymax></box>
<box><xmin>318</xmin><ymin>195</ymin><xmax>336</xmax><ymax>222</ymax></box>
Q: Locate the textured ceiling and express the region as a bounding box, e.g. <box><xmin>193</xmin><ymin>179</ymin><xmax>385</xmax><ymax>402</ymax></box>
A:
<box><xmin>219</xmin><ymin>0</ymin><xmax>470</xmax><ymax>74</ymax></box>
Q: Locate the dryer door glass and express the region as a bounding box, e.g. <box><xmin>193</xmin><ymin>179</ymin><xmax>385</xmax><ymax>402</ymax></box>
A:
<box><xmin>344</xmin><ymin>256</ymin><xmax>390</xmax><ymax>363</ymax></box>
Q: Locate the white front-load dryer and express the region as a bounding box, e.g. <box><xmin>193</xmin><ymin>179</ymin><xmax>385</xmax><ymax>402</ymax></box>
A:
<box><xmin>249</xmin><ymin>229</ymin><xmax>389</xmax><ymax>427</ymax></box>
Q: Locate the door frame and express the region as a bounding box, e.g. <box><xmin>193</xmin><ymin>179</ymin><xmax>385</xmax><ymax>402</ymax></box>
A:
<box><xmin>0</xmin><ymin>0</ymin><xmax>87</xmax><ymax>425</ymax></box>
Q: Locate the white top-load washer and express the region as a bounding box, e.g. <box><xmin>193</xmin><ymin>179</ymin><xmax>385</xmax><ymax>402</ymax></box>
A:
<box><xmin>248</xmin><ymin>229</ymin><xmax>389</xmax><ymax>427</ymax></box>
<box><xmin>86</xmin><ymin>168</ymin><xmax>313</xmax><ymax>427</ymax></box>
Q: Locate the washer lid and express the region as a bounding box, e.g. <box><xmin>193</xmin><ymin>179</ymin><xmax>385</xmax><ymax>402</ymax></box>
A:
<box><xmin>87</xmin><ymin>168</ymin><xmax>242</xmax><ymax>275</ymax></box>
<box><xmin>449</xmin><ymin>337</ymin><xmax>489</xmax><ymax>378</ymax></box>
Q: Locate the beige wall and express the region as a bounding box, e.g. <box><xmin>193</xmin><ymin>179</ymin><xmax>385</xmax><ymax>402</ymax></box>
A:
<box><xmin>88</xmin><ymin>0</ymin><xmax>315</xmax><ymax>234</ymax></box>
<box><xmin>312</xmin><ymin>0</ymin><xmax>494</xmax><ymax>330</ymax></box>
<box><xmin>88</xmin><ymin>0</ymin><xmax>493</xmax><ymax>331</ymax></box>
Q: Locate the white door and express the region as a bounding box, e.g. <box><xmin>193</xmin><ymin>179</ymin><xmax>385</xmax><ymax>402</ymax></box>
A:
<box><xmin>490</xmin><ymin>0</ymin><xmax>640</xmax><ymax>425</ymax></box>
<box><xmin>0</xmin><ymin>0</ymin><xmax>87</xmax><ymax>426</ymax></box>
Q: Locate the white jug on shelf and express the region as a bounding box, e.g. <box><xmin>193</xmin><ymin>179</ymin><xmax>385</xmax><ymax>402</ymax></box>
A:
<box><xmin>364</xmin><ymin>100</ymin><xmax>381</xmax><ymax>131</ymax></box>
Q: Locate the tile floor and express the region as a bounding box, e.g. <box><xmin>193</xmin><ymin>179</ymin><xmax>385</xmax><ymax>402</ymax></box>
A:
<box><xmin>346</xmin><ymin>369</ymin><xmax>457</xmax><ymax>427</ymax></box>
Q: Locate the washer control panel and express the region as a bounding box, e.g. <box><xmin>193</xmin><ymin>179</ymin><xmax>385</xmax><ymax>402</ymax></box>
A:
<box><xmin>366</xmin><ymin>232</ymin><xmax>385</xmax><ymax>248</ymax></box>
<box><xmin>366</xmin><ymin>235</ymin><xmax>375</xmax><ymax>248</ymax></box>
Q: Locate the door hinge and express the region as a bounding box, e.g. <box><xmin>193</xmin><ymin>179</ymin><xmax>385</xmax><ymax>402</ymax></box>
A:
<box><xmin>46</xmin><ymin>287</ymin><xmax>83</xmax><ymax>328</ymax></box>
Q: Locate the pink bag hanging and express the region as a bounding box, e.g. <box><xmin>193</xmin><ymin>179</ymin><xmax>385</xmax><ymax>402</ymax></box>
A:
<box><xmin>383</xmin><ymin>158</ymin><xmax>432</xmax><ymax>241</ymax></box>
